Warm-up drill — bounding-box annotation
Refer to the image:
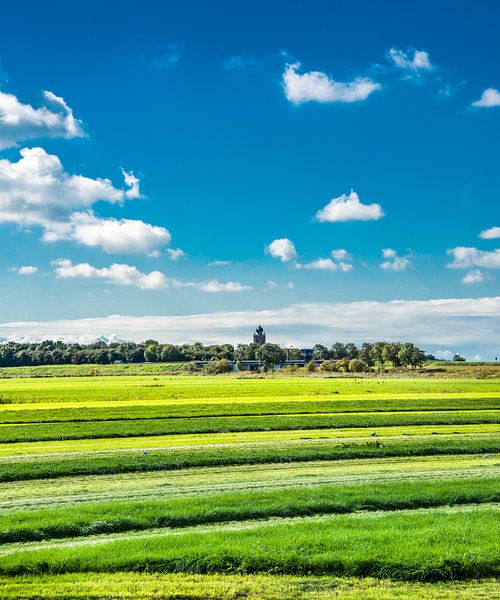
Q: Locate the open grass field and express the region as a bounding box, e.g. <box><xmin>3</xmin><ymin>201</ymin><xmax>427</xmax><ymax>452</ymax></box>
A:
<box><xmin>0</xmin><ymin>373</ymin><xmax>498</xmax><ymax>598</ymax></box>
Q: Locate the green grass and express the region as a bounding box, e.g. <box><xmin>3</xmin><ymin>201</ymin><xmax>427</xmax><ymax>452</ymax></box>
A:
<box><xmin>1</xmin><ymin>573</ymin><xmax>498</xmax><ymax>599</ymax></box>
<box><xmin>1</xmin><ymin>409</ymin><xmax>498</xmax><ymax>443</ymax></box>
<box><xmin>0</xmin><ymin>362</ymin><xmax>191</xmax><ymax>378</ymax></box>
<box><xmin>0</xmin><ymin>372</ymin><xmax>498</xmax><ymax>596</ymax></box>
<box><xmin>1</xmin><ymin>434</ymin><xmax>498</xmax><ymax>482</ymax></box>
<box><xmin>2</xmin><ymin>454</ymin><xmax>493</xmax><ymax>511</ymax></box>
<box><xmin>3</xmin><ymin>422</ymin><xmax>498</xmax><ymax>456</ymax></box>
<box><xmin>1</xmin><ymin>506</ymin><xmax>498</xmax><ymax>581</ymax></box>
<box><xmin>0</xmin><ymin>476</ymin><xmax>497</xmax><ymax>544</ymax></box>
<box><xmin>3</xmin><ymin>396</ymin><xmax>499</xmax><ymax>426</ymax></box>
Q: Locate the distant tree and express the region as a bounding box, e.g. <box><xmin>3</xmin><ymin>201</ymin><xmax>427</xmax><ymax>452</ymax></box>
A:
<box><xmin>144</xmin><ymin>344</ymin><xmax>159</xmax><ymax>363</ymax></box>
<box><xmin>358</xmin><ymin>343</ymin><xmax>374</xmax><ymax>367</ymax></box>
<box><xmin>235</xmin><ymin>344</ymin><xmax>257</xmax><ymax>361</ymax></box>
<box><xmin>330</xmin><ymin>342</ymin><xmax>347</xmax><ymax>360</ymax></box>
<box><xmin>453</xmin><ymin>354</ymin><xmax>466</xmax><ymax>362</ymax></box>
<box><xmin>398</xmin><ymin>343</ymin><xmax>426</xmax><ymax>369</ymax></box>
<box><xmin>312</xmin><ymin>344</ymin><xmax>329</xmax><ymax>360</ymax></box>
<box><xmin>285</xmin><ymin>347</ymin><xmax>303</xmax><ymax>360</ymax></box>
<box><xmin>255</xmin><ymin>343</ymin><xmax>285</xmax><ymax>367</ymax></box>
<box><xmin>382</xmin><ymin>343</ymin><xmax>402</xmax><ymax>367</ymax></box>
<box><xmin>344</xmin><ymin>343</ymin><xmax>359</xmax><ymax>360</ymax></box>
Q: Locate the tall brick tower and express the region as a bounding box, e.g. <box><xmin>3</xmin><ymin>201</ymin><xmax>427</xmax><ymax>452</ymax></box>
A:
<box><xmin>253</xmin><ymin>324</ymin><xmax>266</xmax><ymax>346</ymax></box>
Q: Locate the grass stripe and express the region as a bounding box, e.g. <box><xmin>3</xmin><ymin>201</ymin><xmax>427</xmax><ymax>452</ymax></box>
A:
<box><xmin>1</xmin><ymin>435</ymin><xmax>498</xmax><ymax>482</ymax></box>
<box><xmin>0</xmin><ymin>505</ymin><xmax>498</xmax><ymax>581</ymax></box>
<box><xmin>0</xmin><ymin>476</ymin><xmax>497</xmax><ymax>544</ymax></box>
<box><xmin>1</xmin><ymin>410</ymin><xmax>498</xmax><ymax>443</ymax></box>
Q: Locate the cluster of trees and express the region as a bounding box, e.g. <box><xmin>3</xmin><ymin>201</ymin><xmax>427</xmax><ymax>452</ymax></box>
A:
<box><xmin>309</xmin><ymin>341</ymin><xmax>428</xmax><ymax>369</ymax></box>
<box><xmin>0</xmin><ymin>340</ymin><xmax>235</xmax><ymax>367</ymax></box>
<box><xmin>0</xmin><ymin>339</ymin><xmax>427</xmax><ymax>370</ymax></box>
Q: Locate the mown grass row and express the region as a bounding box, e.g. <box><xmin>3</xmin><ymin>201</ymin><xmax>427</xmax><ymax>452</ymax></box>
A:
<box><xmin>2</xmin><ymin>396</ymin><xmax>499</xmax><ymax>424</ymax></box>
<box><xmin>2</xmin><ymin>573</ymin><xmax>498</xmax><ymax>600</ymax></box>
<box><xmin>2</xmin><ymin>410</ymin><xmax>498</xmax><ymax>443</ymax></box>
<box><xmin>1</xmin><ymin>506</ymin><xmax>498</xmax><ymax>581</ymax></box>
<box><xmin>1</xmin><ymin>435</ymin><xmax>498</xmax><ymax>482</ymax></box>
<box><xmin>3</xmin><ymin>454</ymin><xmax>490</xmax><ymax>512</ymax></box>
<box><xmin>0</xmin><ymin>477</ymin><xmax>497</xmax><ymax>544</ymax></box>
<box><xmin>1</xmin><ymin>375</ymin><xmax>498</xmax><ymax>404</ymax></box>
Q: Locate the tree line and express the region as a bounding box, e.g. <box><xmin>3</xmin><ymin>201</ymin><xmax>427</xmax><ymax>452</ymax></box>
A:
<box><xmin>0</xmin><ymin>339</ymin><xmax>429</xmax><ymax>369</ymax></box>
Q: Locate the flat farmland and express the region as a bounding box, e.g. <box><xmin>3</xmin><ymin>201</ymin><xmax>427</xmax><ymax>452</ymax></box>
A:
<box><xmin>0</xmin><ymin>374</ymin><xmax>498</xmax><ymax>598</ymax></box>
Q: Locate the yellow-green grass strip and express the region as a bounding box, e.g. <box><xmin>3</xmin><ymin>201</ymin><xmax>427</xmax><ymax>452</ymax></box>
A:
<box><xmin>1</xmin><ymin>375</ymin><xmax>499</xmax><ymax>405</ymax></box>
<box><xmin>0</xmin><ymin>573</ymin><xmax>497</xmax><ymax>600</ymax></box>
<box><xmin>1</xmin><ymin>423</ymin><xmax>498</xmax><ymax>457</ymax></box>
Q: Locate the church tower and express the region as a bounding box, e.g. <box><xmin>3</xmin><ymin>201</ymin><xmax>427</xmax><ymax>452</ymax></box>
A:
<box><xmin>253</xmin><ymin>325</ymin><xmax>266</xmax><ymax>346</ymax></box>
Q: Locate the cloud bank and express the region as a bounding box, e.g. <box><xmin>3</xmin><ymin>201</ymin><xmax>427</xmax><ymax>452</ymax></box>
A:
<box><xmin>0</xmin><ymin>296</ymin><xmax>498</xmax><ymax>357</ymax></box>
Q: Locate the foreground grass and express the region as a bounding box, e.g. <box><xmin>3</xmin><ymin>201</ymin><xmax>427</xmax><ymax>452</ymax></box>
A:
<box><xmin>1</xmin><ymin>573</ymin><xmax>498</xmax><ymax>599</ymax></box>
<box><xmin>1</xmin><ymin>434</ymin><xmax>498</xmax><ymax>482</ymax></box>
<box><xmin>2</xmin><ymin>409</ymin><xmax>498</xmax><ymax>443</ymax></box>
<box><xmin>0</xmin><ymin>506</ymin><xmax>498</xmax><ymax>580</ymax></box>
<box><xmin>0</xmin><ymin>476</ymin><xmax>497</xmax><ymax>543</ymax></box>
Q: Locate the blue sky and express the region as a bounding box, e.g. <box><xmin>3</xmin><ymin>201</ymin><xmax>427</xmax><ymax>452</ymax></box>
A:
<box><xmin>0</xmin><ymin>0</ymin><xmax>498</xmax><ymax>357</ymax></box>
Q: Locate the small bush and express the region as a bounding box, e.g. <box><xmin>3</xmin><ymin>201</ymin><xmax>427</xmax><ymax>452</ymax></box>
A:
<box><xmin>203</xmin><ymin>359</ymin><xmax>233</xmax><ymax>375</ymax></box>
<box><xmin>348</xmin><ymin>359</ymin><xmax>367</xmax><ymax>373</ymax></box>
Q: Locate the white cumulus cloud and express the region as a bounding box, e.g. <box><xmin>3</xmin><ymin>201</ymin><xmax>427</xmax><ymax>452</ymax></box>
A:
<box><xmin>447</xmin><ymin>247</ymin><xmax>500</xmax><ymax>269</ymax></box>
<box><xmin>283</xmin><ymin>63</ymin><xmax>381</xmax><ymax>104</ymax></box>
<box><xmin>53</xmin><ymin>259</ymin><xmax>168</xmax><ymax>290</ymax></box>
<box><xmin>388</xmin><ymin>48</ymin><xmax>433</xmax><ymax>71</ymax></box>
<box><xmin>480</xmin><ymin>226</ymin><xmax>500</xmax><ymax>239</ymax></box>
<box><xmin>196</xmin><ymin>280</ymin><xmax>252</xmax><ymax>293</ymax></box>
<box><xmin>52</xmin><ymin>259</ymin><xmax>251</xmax><ymax>293</ymax></box>
<box><xmin>0</xmin><ymin>90</ymin><xmax>84</xmax><ymax>149</ymax></box>
<box><xmin>47</xmin><ymin>213</ymin><xmax>171</xmax><ymax>255</ymax></box>
<box><xmin>166</xmin><ymin>248</ymin><xmax>186</xmax><ymax>261</ymax></box>
<box><xmin>266</xmin><ymin>238</ymin><xmax>298</xmax><ymax>262</ymax></box>
<box><xmin>297</xmin><ymin>249</ymin><xmax>353</xmax><ymax>272</ymax></box>
<box><xmin>461</xmin><ymin>270</ymin><xmax>490</xmax><ymax>285</ymax></box>
<box><xmin>472</xmin><ymin>88</ymin><xmax>500</xmax><ymax>108</ymax></box>
<box><xmin>380</xmin><ymin>248</ymin><xmax>412</xmax><ymax>271</ymax></box>
<box><xmin>315</xmin><ymin>190</ymin><xmax>384</xmax><ymax>223</ymax></box>
<box><xmin>0</xmin><ymin>147</ymin><xmax>139</xmax><ymax>229</ymax></box>
<box><xmin>0</xmin><ymin>147</ymin><xmax>169</xmax><ymax>255</ymax></box>
<box><xmin>11</xmin><ymin>265</ymin><xmax>38</xmax><ymax>275</ymax></box>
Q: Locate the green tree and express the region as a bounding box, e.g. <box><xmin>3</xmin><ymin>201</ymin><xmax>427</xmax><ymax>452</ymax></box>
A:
<box><xmin>330</xmin><ymin>342</ymin><xmax>347</xmax><ymax>360</ymax></box>
<box><xmin>312</xmin><ymin>344</ymin><xmax>329</xmax><ymax>360</ymax></box>
<box><xmin>144</xmin><ymin>344</ymin><xmax>159</xmax><ymax>363</ymax></box>
<box><xmin>255</xmin><ymin>343</ymin><xmax>285</xmax><ymax>367</ymax></box>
